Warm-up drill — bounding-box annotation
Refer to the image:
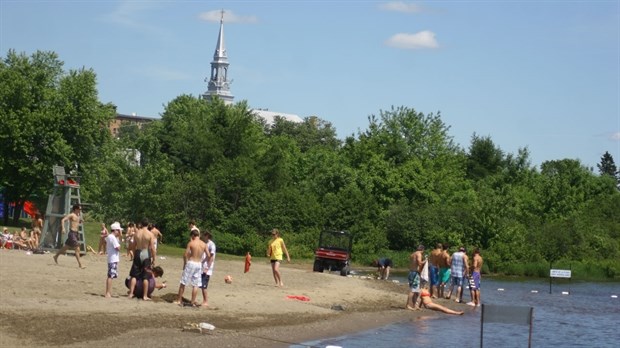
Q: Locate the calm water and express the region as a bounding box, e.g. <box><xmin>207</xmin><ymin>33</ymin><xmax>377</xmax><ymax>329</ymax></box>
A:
<box><xmin>294</xmin><ymin>278</ymin><xmax>620</xmax><ymax>348</ymax></box>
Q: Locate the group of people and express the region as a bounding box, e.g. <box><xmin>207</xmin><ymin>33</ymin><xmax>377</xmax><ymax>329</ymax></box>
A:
<box><xmin>16</xmin><ymin>205</ymin><xmax>479</xmax><ymax>316</ymax></box>
<box><xmin>46</xmin><ymin>204</ymin><xmax>165</xmax><ymax>299</ymax></box>
<box><xmin>1</xmin><ymin>214</ymin><xmax>43</xmax><ymax>251</ymax></box>
<box><xmin>97</xmin><ymin>220</ymin><xmax>163</xmax><ymax>258</ymax></box>
<box><xmin>404</xmin><ymin>243</ymin><xmax>483</xmax><ymax>315</ymax></box>
<box><xmin>105</xmin><ymin>217</ymin><xmax>167</xmax><ymax>299</ymax></box>
<box><xmin>48</xmin><ymin>204</ymin><xmax>294</xmax><ymax>307</ymax></box>
<box><xmin>171</xmin><ymin>225</ymin><xmax>291</xmax><ymax>307</ymax></box>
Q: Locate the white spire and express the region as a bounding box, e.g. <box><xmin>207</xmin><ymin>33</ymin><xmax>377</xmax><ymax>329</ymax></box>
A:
<box><xmin>202</xmin><ymin>9</ymin><xmax>234</xmax><ymax>105</ymax></box>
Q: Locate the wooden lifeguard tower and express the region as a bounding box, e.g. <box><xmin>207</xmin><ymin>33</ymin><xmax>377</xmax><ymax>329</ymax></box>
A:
<box><xmin>39</xmin><ymin>165</ymin><xmax>86</xmax><ymax>254</ymax></box>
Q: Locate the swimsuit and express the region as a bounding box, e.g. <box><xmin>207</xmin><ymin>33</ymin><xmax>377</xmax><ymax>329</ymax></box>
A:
<box><xmin>65</xmin><ymin>230</ymin><xmax>80</xmax><ymax>248</ymax></box>
<box><xmin>472</xmin><ymin>271</ymin><xmax>481</xmax><ymax>290</ymax></box>
<box><xmin>180</xmin><ymin>260</ymin><xmax>202</xmax><ymax>288</ymax></box>
<box><xmin>408</xmin><ymin>271</ymin><xmax>421</xmax><ymax>293</ymax></box>
<box><xmin>130</xmin><ymin>249</ymin><xmax>152</xmax><ymax>280</ymax></box>
<box><xmin>200</xmin><ymin>274</ymin><xmax>211</xmax><ymax>289</ymax></box>
<box><xmin>439</xmin><ymin>267</ymin><xmax>451</xmax><ymax>284</ymax></box>
<box><xmin>107</xmin><ymin>262</ymin><xmax>118</xmax><ymax>279</ymax></box>
<box><xmin>429</xmin><ymin>265</ymin><xmax>439</xmax><ymax>286</ymax></box>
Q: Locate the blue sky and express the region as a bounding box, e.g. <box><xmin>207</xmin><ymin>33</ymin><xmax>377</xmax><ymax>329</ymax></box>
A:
<box><xmin>2</xmin><ymin>1</ymin><xmax>619</xmax><ymax>169</ymax></box>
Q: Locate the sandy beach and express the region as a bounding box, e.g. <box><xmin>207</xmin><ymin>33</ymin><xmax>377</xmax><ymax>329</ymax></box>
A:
<box><xmin>0</xmin><ymin>249</ymin><xmax>454</xmax><ymax>347</ymax></box>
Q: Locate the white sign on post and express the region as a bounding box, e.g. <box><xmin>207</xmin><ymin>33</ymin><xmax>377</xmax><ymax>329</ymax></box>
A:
<box><xmin>550</xmin><ymin>269</ymin><xmax>571</xmax><ymax>278</ymax></box>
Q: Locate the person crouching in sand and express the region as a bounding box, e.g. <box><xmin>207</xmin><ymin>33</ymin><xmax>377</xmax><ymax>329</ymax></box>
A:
<box><xmin>418</xmin><ymin>285</ymin><xmax>464</xmax><ymax>315</ymax></box>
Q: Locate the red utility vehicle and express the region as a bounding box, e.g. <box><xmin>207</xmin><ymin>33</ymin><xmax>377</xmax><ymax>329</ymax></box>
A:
<box><xmin>313</xmin><ymin>230</ymin><xmax>353</xmax><ymax>276</ymax></box>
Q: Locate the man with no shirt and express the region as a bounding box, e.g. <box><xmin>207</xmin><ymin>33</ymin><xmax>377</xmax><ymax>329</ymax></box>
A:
<box><xmin>53</xmin><ymin>204</ymin><xmax>85</xmax><ymax>269</ymax></box>
<box><xmin>174</xmin><ymin>229</ymin><xmax>208</xmax><ymax>307</ymax></box>
<box><xmin>128</xmin><ymin>218</ymin><xmax>156</xmax><ymax>300</ymax></box>
<box><xmin>406</xmin><ymin>245</ymin><xmax>425</xmax><ymax>310</ymax></box>
<box><xmin>438</xmin><ymin>244</ymin><xmax>451</xmax><ymax>299</ymax></box>
<box><xmin>429</xmin><ymin>243</ymin><xmax>443</xmax><ymax>298</ymax></box>
<box><xmin>470</xmin><ymin>248</ymin><xmax>483</xmax><ymax>306</ymax></box>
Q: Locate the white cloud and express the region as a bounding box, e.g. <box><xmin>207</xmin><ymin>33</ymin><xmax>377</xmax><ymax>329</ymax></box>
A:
<box><xmin>385</xmin><ymin>31</ymin><xmax>439</xmax><ymax>49</ymax></box>
<box><xmin>611</xmin><ymin>132</ymin><xmax>620</xmax><ymax>141</ymax></box>
<box><xmin>102</xmin><ymin>0</ymin><xmax>168</xmax><ymax>37</ymax></box>
<box><xmin>199</xmin><ymin>10</ymin><xmax>258</xmax><ymax>24</ymax></box>
<box><xmin>379</xmin><ymin>1</ymin><xmax>423</xmax><ymax>13</ymax></box>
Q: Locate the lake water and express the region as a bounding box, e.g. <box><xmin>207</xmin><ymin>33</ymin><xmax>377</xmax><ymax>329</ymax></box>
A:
<box><xmin>294</xmin><ymin>277</ymin><xmax>620</xmax><ymax>348</ymax></box>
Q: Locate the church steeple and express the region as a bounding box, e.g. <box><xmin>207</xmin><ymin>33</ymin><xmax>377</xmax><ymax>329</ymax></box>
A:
<box><xmin>202</xmin><ymin>10</ymin><xmax>234</xmax><ymax>105</ymax></box>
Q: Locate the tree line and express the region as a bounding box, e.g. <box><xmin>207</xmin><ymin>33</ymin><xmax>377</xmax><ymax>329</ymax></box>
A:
<box><xmin>2</xmin><ymin>51</ymin><xmax>619</xmax><ymax>278</ymax></box>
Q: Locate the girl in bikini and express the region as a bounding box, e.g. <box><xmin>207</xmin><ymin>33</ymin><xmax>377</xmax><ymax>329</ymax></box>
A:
<box><xmin>419</xmin><ymin>285</ymin><xmax>464</xmax><ymax>315</ymax></box>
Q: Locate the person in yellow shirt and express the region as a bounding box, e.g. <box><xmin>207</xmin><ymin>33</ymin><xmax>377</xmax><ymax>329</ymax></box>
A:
<box><xmin>266</xmin><ymin>228</ymin><xmax>290</xmax><ymax>287</ymax></box>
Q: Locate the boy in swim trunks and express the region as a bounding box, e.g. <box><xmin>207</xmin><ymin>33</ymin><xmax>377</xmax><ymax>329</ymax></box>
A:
<box><xmin>438</xmin><ymin>243</ymin><xmax>451</xmax><ymax>298</ymax></box>
<box><xmin>406</xmin><ymin>245</ymin><xmax>425</xmax><ymax>310</ymax></box>
<box><xmin>174</xmin><ymin>229</ymin><xmax>208</xmax><ymax>306</ymax></box>
<box><xmin>53</xmin><ymin>204</ymin><xmax>85</xmax><ymax>268</ymax></box>
<box><xmin>104</xmin><ymin>222</ymin><xmax>122</xmax><ymax>298</ymax></box>
<box><xmin>470</xmin><ymin>248</ymin><xmax>483</xmax><ymax>306</ymax></box>
<box><xmin>200</xmin><ymin>230</ymin><xmax>215</xmax><ymax>307</ymax></box>
<box><xmin>128</xmin><ymin>218</ymin><xmax>156</xmax><ymax>300</ymax></box>
<box><xmin>429</xmin><ymin>243</ymin><xmax>443</xmax><ymax>297</ymax></box>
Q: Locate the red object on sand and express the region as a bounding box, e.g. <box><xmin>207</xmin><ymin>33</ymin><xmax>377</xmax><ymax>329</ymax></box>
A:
<box><xmin>286</xmin><ymin>295</ymin><xmax>310</xmax><ymax>302</ymax></box>
<box><xmin>244</xmin><ymin>252</ymin><xmax>252</xmax><ymax>273</ymax></box>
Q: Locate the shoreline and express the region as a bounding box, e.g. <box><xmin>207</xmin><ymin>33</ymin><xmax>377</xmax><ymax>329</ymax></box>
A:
<box><xmin>0</xmin><ymin>250</ymin><xmax>448</xmax><ymax>347</ymax></box>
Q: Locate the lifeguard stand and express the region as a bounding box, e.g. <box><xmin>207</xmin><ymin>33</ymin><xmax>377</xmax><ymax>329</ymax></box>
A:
<box><xmin>39</xmin><ymin>165</ymin><xmax>86</xmax><ymax>254</ymax></box>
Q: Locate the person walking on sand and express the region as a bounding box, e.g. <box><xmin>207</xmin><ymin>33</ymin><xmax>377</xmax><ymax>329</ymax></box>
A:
<box><xmin>174</xmin><ymin>229</ymin><xmax>208</xmax><ymax>306</ymax></box>
<box><xmin>53</xmin><ymin>204</ymin><xmax>85</xmax><ymax>269</ymax></box>
<box><xmin>104</xmin><ymin>222</ymin><xmax>122</xmax><ymax>298</ymax></box>
<box><xmin>128</xmin><ymin>218</ymin><xmax>156</xmax><ymax>300</ymax></box>
<box><xmin>199</xmin><ymin>230</ymin><xmax>215</xmax><ymax>308</ymax></box>
<box><xmin>267</xmin><ymin>228</ymin><xmax>290</xmax><ymax>287</ymax></box>
<box><xmin>406</xmin><ymin>244</ymin><xmax>425</xmax><ymax>310</ymax></box>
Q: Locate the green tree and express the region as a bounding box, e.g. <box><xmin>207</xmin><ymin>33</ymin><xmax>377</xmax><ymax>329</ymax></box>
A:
<box><xmin>267</xmin><ymin>115</ymin><xmax>340</xmax><ymax>152</ymax></box>
<box><xmin>466</xmin><ymin>134</ymin><xmax>505</xmax><ymax>181</ymax></box>
<box><xmin>0</xmin><ymin>50</ymin><xmax>114</xmax><ymax>224</ymax></box>
<box><xmin>597</xmin><ymin>151</ymin><xmax>619</xmax><ymax>184</ymax></box>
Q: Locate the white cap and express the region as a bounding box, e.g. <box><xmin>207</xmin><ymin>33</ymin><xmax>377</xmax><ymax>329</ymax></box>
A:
<box><xmin>110</xmin><ymin>222</ymin><xmax>122</xmax><ymax>231</ymax></box>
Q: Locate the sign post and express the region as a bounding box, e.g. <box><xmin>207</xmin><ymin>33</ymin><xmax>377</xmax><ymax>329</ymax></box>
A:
<box><xmin>549</xmin><ymin>267</ymin><xmax>572</xmax><ymax>294</ymax></box>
